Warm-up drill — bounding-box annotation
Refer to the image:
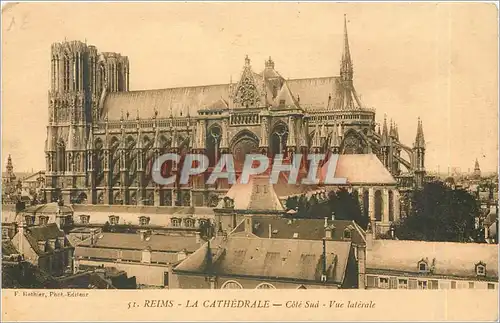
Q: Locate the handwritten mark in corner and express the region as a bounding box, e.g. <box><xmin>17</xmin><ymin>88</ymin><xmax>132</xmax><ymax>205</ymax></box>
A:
<box><xmin>5</xmin><ymin>14</ymin><xmax>29</xmax><ymax>32</ymax></box>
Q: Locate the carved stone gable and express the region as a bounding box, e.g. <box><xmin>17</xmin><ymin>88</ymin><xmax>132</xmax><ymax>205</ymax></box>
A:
<box><xmin>233</xmin><ymin>56</ymin><xmax>261</xmax><ymax>108</ymax></box>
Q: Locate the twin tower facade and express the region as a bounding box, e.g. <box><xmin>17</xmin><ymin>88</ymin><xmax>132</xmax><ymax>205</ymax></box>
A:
<box><xmin>44</xmin><ymin>18</ymin><xmax>426</xmax><ymax>209</ymax></box>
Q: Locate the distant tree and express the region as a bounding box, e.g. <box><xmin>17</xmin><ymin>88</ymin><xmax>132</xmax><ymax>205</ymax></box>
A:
<box><xmin>285</xmin><ymin>196</ymin><xmax>299</xmax><ymax>211</ymax></box>
<box><xmin>394</xmin><ymin>182</ymin><xmax>483</xmax><ymax>242</ymax></box>
<box><xmin>326</xmin><ymin>188</ymin><xmax>368</xmax><ymax>230</ymax></box>
<box><xmin>290</xmin><ymin>188</ymin><xmax>366</xmax><ymax>229</ymax></box>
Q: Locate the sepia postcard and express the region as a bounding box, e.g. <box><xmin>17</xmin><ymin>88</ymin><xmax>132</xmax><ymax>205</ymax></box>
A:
<box><xmin>1</xmin><ymin>1</ymin><xmax>499</xmax><ymax>322</ymax></box>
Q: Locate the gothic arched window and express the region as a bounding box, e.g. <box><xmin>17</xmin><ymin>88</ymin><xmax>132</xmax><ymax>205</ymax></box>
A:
<box><xmin>57</xmin><ymin>140</ymin><xmax>66</xmax><ymax>173</ymax></box>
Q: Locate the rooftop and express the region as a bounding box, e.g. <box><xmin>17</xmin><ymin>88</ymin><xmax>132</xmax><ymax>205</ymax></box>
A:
<box><xmin>175</xmin><ymin>236</ymin><xmax>352</xmax><ymax>285</ymax></box>
<box><xmin>366</xmin><ymin>239</ymin><xmax>498</xmax><ymax>280</ymax></box>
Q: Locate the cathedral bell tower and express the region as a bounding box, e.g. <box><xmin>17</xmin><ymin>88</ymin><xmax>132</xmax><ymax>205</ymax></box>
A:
<box><xmin>44</xmin><ymin>40</ymin><xmax>129</xmax><ymax>204</ymax></box>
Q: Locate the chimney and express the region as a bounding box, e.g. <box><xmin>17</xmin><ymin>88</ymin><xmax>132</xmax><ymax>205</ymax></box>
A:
<box><xmin>139</xmin><ymin>230</ymin><xmax>147</xmax><ymax>241</ymax></box>
<box><xmin>331</xmin><ymin>212</ymin><xmax>335</xmax><ymax>221</ymax></box>
<box><xmin>321</xmin><ymin>238</ymin><xmax>327</xmax><ymax>282</ymax></box>
<box><xmin>324</xmin><ymin>217</ymin><xmax>328</xmax><ymax>228</ymax></box>
<box><xmin>57</xmin><ymin>237</ymin><xmax>65</xmax><ymax>249</ymax></box>
<box><xmin>18</xmin><ymin>221</ymin><xmax>26</xmax><ymax>256</ymax></box>
<box><xmin>244</xmin><ymin>215</ymin><xmax>253</xmax><ymax>235</ymax></box>
<box><xmin>90</xmin><ymin>229</ymin><xmax>96</xmax><ymax>245</ymax></box>
<box><xmin>48</xmin><ymin>239</ymin><xmax>56</xmax><ymax>250</ymax></box>
<box><xmin>177</xmin><ymin>250</ymin><xmax>187</xmax><ymax>262</ymax></box>
<box><xmin>268</xmin><ymin>224</ymin><xmax>272</xmax><ymax>239</ymax></box>
<box><xmin>142</xmin><ymin>247</ymin><xmax>152</xmax><ymax>264</ymax></box>
<box><xmin>37</xmin><ymin>241</ymin><xmax>46</xmax><ymax>253</ymax></box>
<box><xmin>325</xmin><ymin>225</ymin><xmax>333</xmax><ymax>240</ymax></box>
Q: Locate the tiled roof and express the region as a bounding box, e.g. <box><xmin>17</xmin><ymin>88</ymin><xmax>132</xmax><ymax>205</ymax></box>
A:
<box><xmin>102</xmin><ymin>74</ymin><xmax>344</xmax><ymax>120</ymax></box>
<box><xmin>320</xmin><ymin>154</ymin><xmax>397</xmax><ymax>185</ymax></box>
<box><xmin>78</xmin><ymin>232</ymin><xmax>201</xmax><ymax>253</ymax></box>
<box><xmin>24</xmin><ymin>202</ymin><xmax>74</xmax><ymax>215</ymax></box>
<box><xmin>26</xmin><ymin>223</ymin><xmax>65</xmax><ymax>241</ymax></box>
<box><xmin>175</xmin><ymin>236</ymin><xmax>352</xmax><ymax>285</ymax></box>
<box><xmin>75</xmin><ymin>246</ymin><xmax>180</xmax><ymax>265</ymax></box>
<box><xmin>271</xmin><ymin>82</ymin><xmax>300</xmax><ymax>110</ymax></box>
<box><xmin>2</xmin><ymin>239</ymin><xmax>19</xmax><ymax>256</ymax></box>
<box><xmin>366</xmin><ymin>239</ymin><xmax>498</xmax><ymax>280</ymax></box>
<box><xmin>23</xmin><ymin>223</ymin><xmax>68</xmax><ymax>256</ymax></box>
<box><xmin>237</xmin><ymin>216</ymin><xmax>366</xmax><ymax>245</ymax></box>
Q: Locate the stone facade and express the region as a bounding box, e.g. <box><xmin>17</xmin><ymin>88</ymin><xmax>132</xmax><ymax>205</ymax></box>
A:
<box><xmin>43</xmin><ymin>18</ymin><xmax>426</xmax><ymax>215</ymax></box>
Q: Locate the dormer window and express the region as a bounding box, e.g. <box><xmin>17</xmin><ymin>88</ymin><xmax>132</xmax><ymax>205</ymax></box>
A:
<box><xmin>475</xmin><ymin>262</ymin><xmax>486</xmax><ymax>277</ymax></box>
<box><xmin>171</xmin><ymin>218</ymin><xmax>181</xmax><ymax>227</ymax></box>
<box><xmin>343</xmin><ymin>226</ymin><xmax>353</xmax><ymax>240</ymax></box>
<box><xmin>80</xmin><ymin>215</ymin><xmax>90</xmax><ymax>224</ymax></box>
<box><xmin>25</xmin><ymin>215</ymin><xmax>34</xmax><ymax>226</ymax></box>
<box><xmin>279</xmin><ymin>99</ymin><xmax>285</xmax><ymax>105</ymax></box>
<box><xmin>109</xmin><ymin>215</ymin><xmax>119</xmax><ymax>225</ymax></box>
<box><xmin>418</xmin><ymin>260</ymin><xmax>429</xmax><ymax>273</ymax></box>
<box><xmin>37</xmin><ymin>241</ymin><xmax>46</xmax><ymax>252</ymax></box>
<box><xmin>38</xmin><ymin>216</ymin><xmax>49</xmax><ymax>226</ymax></box>
<box><xmin>185</xmin><ymin>218</ymin><xmax>195</xmax><ymax>228</ymax></box>
<box><xmin>139</xmin><ymin>216</ymin><xmax>150</xmax><ymax>226</ymax></box>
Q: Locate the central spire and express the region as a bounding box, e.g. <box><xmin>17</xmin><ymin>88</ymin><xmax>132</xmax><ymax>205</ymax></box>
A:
<box><xmin>340</xmin><ymin>14</ymin><xmax>353</xmax><ymax>80</ymax></box>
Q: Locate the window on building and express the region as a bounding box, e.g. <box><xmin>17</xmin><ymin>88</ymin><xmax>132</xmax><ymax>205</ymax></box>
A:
<box><xmin>488</xmin><ymin>283</ymin><xmax>495</xmax><ymax>290</ymax></box>
<box><xmin>139</xmin><ymin>216</ymin><xmax>150</xmax><ymax>226</ymax></box>
<box><xmin>108</xmin><ymin>215</ymin><xmax>119</xmax><ymax>225</ymax></box>
<box><xmin>418</xmin><ymin>260</ymin><xmax>428</xmax><ymax>273</ymax></box>
<box><xmin>171</xmin><ymin>218</ymin><xmax>181</xmax><ymax>227</ymax></box>
<box><xmin>39</xmin><ymin>216</ymin><xmax>49</xmax><ymax>225</ymax></box>
<box><xmin>163</xmin><ymin>272</ymin><xmax>169</xmax><ymax>288</ymax></box>
<box><xmin>417</xmin><ymin>280</ymin><xmax>428</xmax><ymax>290</ymax></box>
<box><xmin>25</xmin><ymin>216</ymin><xmax>34</xmax><ymax>226</ymax></box>
<box><xmin>221</xmin><ymin>280</ymin><xmax>243</xmax><ymax>289</ymax></box>
<box><xmin>379</xmin><ymin>277</ymin><xmax>389</xmax><ymax>289</ymax></box>
<box><xmin>255</xmin><ymin>283</ymin><xmax>276</xmax><ymax>289</ymax></box>
<box><xmin>451</xmin><ymin>281</ymin><xmax>457</xmax><ymax>289</ymax></box>
<box><xmin>366</xmin><ymin>275</ymin><xmax>379</xmax><ymax>289</ymax></box>
<box><xmin>343</xmin><ymin>228</ymin><xmax>352</xmax><ymax>240</ymax></box>
<box><xmin>475</xmin><ymin>263</ymin><xmax>486</xmax><ymax>276</ymax></box>
<box><xmin>469</xmin><ymin>282</ymin><xmax>475</xmax><ymax>289</ymax></box>
<box><xmin>279</xmin><ymin>99</ymin><xmax>286</xmax><ymax>105</ymax></box>
<box><xmin>185</xmin><ymin>218</ymin><xmax>195</xmax><ymax>228</ymax></box>
<box><xmin>398</xmin><ymin>279</ymin><xmax>408</xmax><ymax>289</ymax></box>
<box><xmin>80</xmin><ymin>215</ymin><xmax>90</xmax><ymax>224</ymax></box>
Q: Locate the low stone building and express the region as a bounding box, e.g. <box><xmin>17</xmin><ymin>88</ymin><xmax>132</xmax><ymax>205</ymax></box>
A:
<box><xmin>75</xmin><ymin>230</ymin><xmax>204</xmax><ymax>288</ymax></box>
<box><xmin>365</xmin><ymin>238</ymin><xmax>498</xmax><ymax>290</ymax></box>
<box><xmin>11</xmin><ymin>223</ymin><xmax>75</xmax><ymax>277</ymax></box>
<box><xmin>173</xmin><ymin>235</ymin><xmax>358</xmax><ymax>289</ymax></box>
<box><xmin>230</xmin><ymin>215</ymin><xmax>367</xmax><ymax>288</ymax></box>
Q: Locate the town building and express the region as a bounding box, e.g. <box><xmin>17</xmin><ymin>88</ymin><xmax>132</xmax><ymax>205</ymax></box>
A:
<box><xmin>74</xmin><ymin>230</ymin><xmax>204</xmax><ymax>288</ymax></box>
<box><xmin>365</xmin><ymin>237</ymin><xmax>498</xmax><ymax>290</ymax></box>
<box><xmin>11</xmin><ymin>222</ymin><xmax>75</xmax><ymax>277</ymax></box>
<box><xmin>230</xmin><ymin>214</ymin><xmax>367</xmax><ymax>288</ymax></box>
<box><xmin>42</xmin><ymin>17</ymin><xmax>427</xmax><ymax>233</ymax></box>
<box><xmin>22</xmin><ymin>202</ymin><xmax>74</xmax><ymax>229</ymax></box>
<box><xmin>173</xmin><ymin>235</ymin><xmax>359</xmax><ymax>289</ymax></box>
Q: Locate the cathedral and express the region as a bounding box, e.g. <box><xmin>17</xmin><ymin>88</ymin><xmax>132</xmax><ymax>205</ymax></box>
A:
<box><xmin>43</xmin><ymin>17</ymin><xmax>426</xmax><ymax>220</ymax></box>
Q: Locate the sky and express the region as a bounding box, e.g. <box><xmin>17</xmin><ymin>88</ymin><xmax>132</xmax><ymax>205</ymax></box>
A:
<box><xmin>1</xmin><ymin>2</ymin><xmax>498</xmax><ymax>174</ymax></box>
